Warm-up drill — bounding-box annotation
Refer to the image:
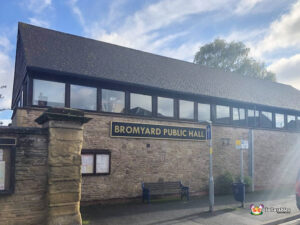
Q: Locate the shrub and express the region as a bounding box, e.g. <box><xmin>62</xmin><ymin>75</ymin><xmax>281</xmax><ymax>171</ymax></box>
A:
<box><xmin>215</xmin><ymin>171</ymin><xmax>234</xmax><ymax>195</ymax></box>
<box><xmin>234</xmin><ymin>175</ymin><xmax>253</xmax><ymax>193</ymax></box>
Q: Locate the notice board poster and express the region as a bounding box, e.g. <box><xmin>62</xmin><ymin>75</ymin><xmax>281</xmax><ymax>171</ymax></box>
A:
<box><xmin>81</xmin><ymin>155</ymin><xmax>94</xmax><ymax>174</ymax></box>
<box><xmin>96</xmin><ymin>154</ymin><xmax>109</xmax><ymax>173</ymax></box>
<box><xmin>0</xmin><ymin>161</ymin><xmax>5</xmax><ymax>190</ymax></box>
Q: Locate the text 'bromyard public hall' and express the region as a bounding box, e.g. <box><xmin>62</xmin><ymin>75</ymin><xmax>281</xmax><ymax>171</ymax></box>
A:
<box><xmin>10</xmin><ymin>22</ymin><xmax>300</xmax><ymax>202</ymax></box>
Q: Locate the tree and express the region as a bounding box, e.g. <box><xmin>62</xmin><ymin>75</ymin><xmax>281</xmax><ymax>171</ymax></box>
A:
<box><xmin>194</xmin><ymin>39</ymin><xmax>276</xmax><ymax>81</ymax></box>
<box><xmin>0</xmin><ymin>85</ymin><xmax>8</xmax><ymax>111</ymax></box>
<box><xmin>0</xmin><ymin>85</ymin><xmax>6</xmax><ymax>99</ymax></box>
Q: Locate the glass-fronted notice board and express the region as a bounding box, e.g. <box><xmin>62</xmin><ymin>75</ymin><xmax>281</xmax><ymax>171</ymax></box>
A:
<box><xmin>0</xmin><ymin>138</ymin><xmax>16</xmax><ymax>195</ymax></box>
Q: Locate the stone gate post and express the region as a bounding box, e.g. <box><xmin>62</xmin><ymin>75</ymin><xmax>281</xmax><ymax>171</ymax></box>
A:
<box><xmin>35</xmin><ymin>108</ymin><xmax>91</xmax><ymax>225</ymax></box>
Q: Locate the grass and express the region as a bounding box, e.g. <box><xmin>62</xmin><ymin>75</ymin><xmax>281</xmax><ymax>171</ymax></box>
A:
<box><xmin>82</xmin><ymin>220</ymin><xmax>90</xmax><ymax>225</ymax></box>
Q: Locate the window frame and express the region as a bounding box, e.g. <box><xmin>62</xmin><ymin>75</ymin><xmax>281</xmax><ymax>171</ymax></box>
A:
<box><xmin>81</xmin><ymin>150</ymin><xmax>111</xmax><ymax>176</ymax></box>
<box><xmin>24</xmin><ymin>75</ymin><xmax>300</xmax><ymax>134</ymax></box>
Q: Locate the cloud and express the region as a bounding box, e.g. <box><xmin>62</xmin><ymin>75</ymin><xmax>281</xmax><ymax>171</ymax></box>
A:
<box><xmin>68</xmin><ymin>0</ymin><xmax>234</xmax><ymax>61</ymax></box>
<box><xmin>256</xmin><ymin>0</ymin><xmax>300</xmax><ymax>55</ymax></box>
<box><xmin>159</xmin><ymin>41</ymin><xmax>202</xmax><ymax>62</ymax></box>
<box><xmin>68</xmin><ymin>0</ymin><xmax>85</xmax><ymax>27</ymax></box>
<box><xmin>26</xmin><ymin>0</ymin><xmax>52</xmax><ymax>14</ymax></box>
<box><xmin>20</xmin><ymin>0</ymin><xmax>53</xmax><ymax>28</ymax></box>
<box><xmin>0</xmin><ymin>36</ymin><xmax>14</xmax><ymax>110</ymax></box>
<box><xmin>0</xmin><ymin>119</ymin><xmax>12</xmax><ymax>126</ymax></box>
<box><xmin>28</xmin><ymin>17</ymin><xmax>50</xmax><ymax>28</ymax></box>
<box><xmin>268</xmin><ymin>54</ymin><xmax>300</xmax><ymax>89</ymax></box>
<box><xmin>234</xmin><ymin>0</ymin><xmax>264</xmax><ymax>15</ymax></box>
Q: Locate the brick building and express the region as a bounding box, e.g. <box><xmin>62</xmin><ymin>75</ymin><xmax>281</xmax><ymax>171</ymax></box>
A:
<box><xmin>11</xmin><ymin>22</ymin><xmax>300</xmax><ymax>202</ymax></box>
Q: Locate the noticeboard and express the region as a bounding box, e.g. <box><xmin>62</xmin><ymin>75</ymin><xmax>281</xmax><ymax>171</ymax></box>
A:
<box><xmin>81</xmin><ymin>154</ymin><xmax>94</xmax><ymax>174</ymax></box>
<box><xmin>0</xmin><ymin>161</ymin><xmax>5</xmax><ymax>190</ymax></box>
<box><xmin>0</xmin><ymin>138</ymin><xmax>16</xmax><ymax>195</ymax></box>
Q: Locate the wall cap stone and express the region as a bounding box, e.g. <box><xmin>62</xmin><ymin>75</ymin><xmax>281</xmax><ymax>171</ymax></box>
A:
<box><xmin>35</xmin><ymin>108</ymin><xmax>92</xmax><ymax>125</ymax></box>
<box><xmin>0</xmin><ymin>126</ymin><xmax>48</xmax><ymax>135</ymax></box>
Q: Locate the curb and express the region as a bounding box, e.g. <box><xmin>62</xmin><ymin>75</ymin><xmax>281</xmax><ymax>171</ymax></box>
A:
<box><xmin>262</xmin><ymin>213</ymin><xmax>300</xmax><ymax>225</ymax></box>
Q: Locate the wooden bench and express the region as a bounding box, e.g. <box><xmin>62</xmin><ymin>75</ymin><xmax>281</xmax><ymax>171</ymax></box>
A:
<box><xmin>142</xmin><ymin>181</ymin><xmax>189</xmax><ymax>203</ymax></box>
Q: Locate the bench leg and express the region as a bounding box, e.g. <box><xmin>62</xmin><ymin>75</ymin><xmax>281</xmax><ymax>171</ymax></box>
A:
<box><xmin>181</xmin><ymin>188</ymin><xmax>189</xmax><ymax>201</ymax></box>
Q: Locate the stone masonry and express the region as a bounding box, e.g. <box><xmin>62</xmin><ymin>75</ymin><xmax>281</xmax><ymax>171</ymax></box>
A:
<box><xmin>35</xmin><ymin>108</ymin><xmax>91</xmax><ymax>225</ymax></box>
<box><xmin>0</xmin><ymin>127</ymin><xmax>48</xmax><ymax>225</ymax></box>
<box><xmin>0</xmin><ymin>108</ymin><xmax>90</xmax><ymax>225</ymax></box>
<box><xmin>11</xmin><ymin>108</ymin><xmax>300</xmax><ymax>203</ymax></box>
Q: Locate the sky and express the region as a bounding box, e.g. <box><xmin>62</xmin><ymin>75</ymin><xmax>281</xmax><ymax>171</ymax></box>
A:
<box><xmin>0</xmin><ymin>0</ymin><xmax>300</xmax><ymax>125</ymax></box>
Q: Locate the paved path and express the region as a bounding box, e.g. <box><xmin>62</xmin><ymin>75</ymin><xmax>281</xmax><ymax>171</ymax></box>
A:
<box><xmin>81</xmin><ymin>190</ymin><xmax>300</xmax><ymax>225</ymax></box>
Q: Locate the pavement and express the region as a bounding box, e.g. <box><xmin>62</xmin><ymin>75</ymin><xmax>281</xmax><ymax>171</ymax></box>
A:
<box><xmin>81</xmin><ymin>189</ymin><xmax>300</xmax><ymax>225</ymax></box>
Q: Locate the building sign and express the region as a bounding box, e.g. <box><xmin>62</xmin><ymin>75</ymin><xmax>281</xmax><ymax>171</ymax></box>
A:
<box><xmin>111</xmin><ymin>122</ymin><xmax>206</xmax><ymax>141</ymax></box>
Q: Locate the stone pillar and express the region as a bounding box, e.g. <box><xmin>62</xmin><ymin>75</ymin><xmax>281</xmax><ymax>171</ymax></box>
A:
<box><xmin>35</xmin><ymin>108</ymin><xmax>91</xmax><ymax>225</ymax></box>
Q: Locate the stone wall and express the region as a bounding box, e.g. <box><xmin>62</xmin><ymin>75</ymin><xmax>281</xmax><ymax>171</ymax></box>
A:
<box><xmin>11</xmin><ymin>108</ymin><xmax>300</xmax><ymax>202</ymax></box>
<box><xmin>0</xmin><ymin>127</ymin><xmax>48</xmax><ymax>225</ymax></box>
<box><xmin>1</xmin><ymin>108</ymin><xmax>90</xmax><ymax>225</ymax></box>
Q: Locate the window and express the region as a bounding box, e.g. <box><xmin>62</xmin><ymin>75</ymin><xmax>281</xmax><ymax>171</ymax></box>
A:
<box><xmin>261</xmin><ymin>111</ymin><xmax>272</xmax><ymax>128</ymax></box>
<box><xmin>287</xmin><ymin>115</ymin><xmax>296</xmax><ymax>129</ymax></box>
<box><xmin>233</xmin><ymin>107</ymin><xmax>246</xmax><ymax>126</ymax></box>
<box><xmin>275</xmin><ymin>113</ymin><xmax>285</xmax><ymax>128</ymax></box>
<box><xmin>216</xmin><ymin>105</ymin><xmax>230</xmax><ymax>123</ymax></box>
<box><xmin>157</xmin><ymin>97</ymin><xmax>174</xmax><ymax>117</ymax></box>
<box><xmin>71</xmin><ymin>85</ymin><xmax>97</xmax><ymax>110</ymax></box>
<box><xmin>179</xmin><ymin>100</ymin><xmax>194</xmax><ymax>120</ymax></box>
<box><xmin>81</xmin><ymin>150</ymin><xmax>111</xmax><ymax>175</ymax></box>
<box><xmin>247</xmin><ymin>109</ymin><xmax>260</xmax><ymax>127</ymax></box>
<box><xmin>102</xmin><ymin>89</ymin><xmax>125</xmax><ymax>113</ymax></box>
<box><xmin>130</xmin><ymin>93</ymin><xmax>152</xmax><ymax>116</ymax></box>
<box><xmin>33</xmin><ymin>79</ymin><xmax>65</xmax><ymax>107</ymax></box>
<box><xmin>17</xmin><ymin>91</ymin><xmax>24</xmax><ymax>108</ymax></box>
<box><xmin>198</xmin><ymin>103</ymin><xmax>210</xmax><ymax>121</ymax></box>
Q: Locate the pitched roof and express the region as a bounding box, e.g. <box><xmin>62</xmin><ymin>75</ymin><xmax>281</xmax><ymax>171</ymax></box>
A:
<box><xmin>15</xmin><ymin>22</ymin><xmax>300</xmax><ymax>111</ymax></box>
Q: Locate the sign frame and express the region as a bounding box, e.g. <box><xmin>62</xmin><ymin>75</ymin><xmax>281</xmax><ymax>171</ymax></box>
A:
<box><xmin>110</xmin><ymin>121</ymin><xmax>207</xmax><ymax>141</ymax></box>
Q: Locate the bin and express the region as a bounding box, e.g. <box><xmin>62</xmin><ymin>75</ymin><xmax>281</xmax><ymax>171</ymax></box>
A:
<box><xmin>232</xmin><ymin>182</ymin><xmax>245</xmax><ymax>202</ymax></box>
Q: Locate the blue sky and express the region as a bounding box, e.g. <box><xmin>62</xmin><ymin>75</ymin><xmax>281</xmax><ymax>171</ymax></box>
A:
<box><xmin>1</xmin><ymin>0</ymin><xmax>300</xmax><ymax>125</ymax></box>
